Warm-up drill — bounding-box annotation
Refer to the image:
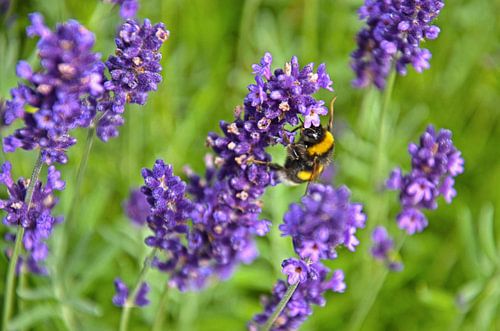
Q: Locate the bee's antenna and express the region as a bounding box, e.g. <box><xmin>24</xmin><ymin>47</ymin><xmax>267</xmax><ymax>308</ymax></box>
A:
<box><xmin>328</xmin><ymin>96</ymin><xmax>336</xmax><ymax>132</ymax></box>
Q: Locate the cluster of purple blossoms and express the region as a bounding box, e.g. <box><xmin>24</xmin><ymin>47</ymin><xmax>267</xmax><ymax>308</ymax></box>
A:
<box><xmin>245</xmin><ymin>52</ymin><xmax>333</xmax><ymax>141</ymax></box>
<box><xmin>94</xmin><ymin>18</ymin><xmax>169</xmax><ymax>141</ymax></box>
<box><xmin>351</xmin><ymin>0</ymin><xmax>444</xmax><ymax>89</ymax></box>
<box><xmin>386</xmin><ymin>125</ymin><xmax>464</xmax><ymax>234</ymax></box>
<box><xmin>106</xmin><ymin>0</ymin><xmax>139</xmax><ymax>18</ymax></box>
<box><xmin>124</xmin><ymin>54</ymin><xmax>334</xmax><ymax>292</ymax></box>
<box><xmin>112</xmin><ymin>278</ymin><xmax>150</xmax><ymax>307</ymax></box>
<box><xmin>249</xmin><ymin>262</ymin><xmax>345</xmax><ymax>331</ymax></box>
<box><xmin>371</xmin><ymin>226</ymin><xmax>403</xmax><ymax>271</ymax></box>
<box><xmin>0</xmin><ymin>162</ymin><xmax>65</xmax><ymax>274</ymax></box>
<box><xmin>249</xmin><ymin>184</ymin><xmax>366</xmax><ymax>330</ymax></box>
<box><xmin>2</xmin><ymin>13</ymin><xmax>104</xmax><ymax>164</ymax></box>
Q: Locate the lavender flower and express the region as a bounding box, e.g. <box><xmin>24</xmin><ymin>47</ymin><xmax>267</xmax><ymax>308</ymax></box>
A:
<box><xmin>124</xmin><ymin>54</ymin><xmax>334</xmax><ymax>292</ymax></box>
<box><xmin>94</xmin><ymin>18</ymin><xmax>169</xmax><ymax>141</ymax></box>
<box><xmin>123</xmin><ymin>188</ymin><xmax>149</xmax><ymax>226</ymax></box>
<box><xmin>250</xmin><ymin>184</ymin><xmax>365</xmax><ymax>330</ymax></box>
<box><xmin>107</xmin><ymin>0</ymin><xmax>139</xmax><ymax>18</ymax></box>
<box><xmin>371</xmin><ymin>226</ymin><xmax>403</xmax><ymax>271</ymax></box>
<box><xmin>351</xmin><ymin>0</ymin><xmax>445</xmax><ymax>89</ymax></box>
<box><xmin>387</xmin><ymin>125</ymin><xmax>464</xmax><ymax>234</ymax></box>
<box><xmin>112</xmin><ymin>278</ymin><xmax>150</xmax><ymax>307</ymax></box>
<box><xmin>249</xmin><ymin>262</ymin><xmax>345</xmax><ymax>331</ymax></box>
<box><xmin>279</xmin><ymin>184</ymin><xmax>366</xmax><ymax>262</ymax></box>
<box><xmin>2</xmin><ymin>13</ymin><xmax>104</xmax><ymax>164</ymax></box>
<box><xmin>244</xmin><ymin>52</ymin><xmax>333</xmax><ymax>143</ymax></box>
<box><xmin>0</xmin><ymin>161</ymin><xmax>64</xmax><ymax>274</ymax></box>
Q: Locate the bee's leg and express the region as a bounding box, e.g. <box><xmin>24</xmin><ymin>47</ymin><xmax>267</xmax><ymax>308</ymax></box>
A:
<box><xmin>304</xmin><ymin>157</ymin><xmax>320</xmax><ymax>196</ymax></box>
<box><xmin>248</xmin><ymin>159</ymin><xmax>283</xmax><ymax>171</ymax></box>
<box><xmin>328</xmin><ymin>96</ymin><xmax>336</xmax><ymax>132</ymax></box>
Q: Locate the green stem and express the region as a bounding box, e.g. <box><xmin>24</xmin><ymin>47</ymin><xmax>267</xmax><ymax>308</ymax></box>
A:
<box><xmin>348</xmin><ymin>234</ymin><xmax>407</xmax><ymax>331</ymax></box>
<box><xmin>152</xmin><ymin>283</ymin><xmax>169</xmax><ymax>331</ymax></box>
<box><xmin>65</xmin><ymin>124</ymin><xmax>97</xmax><ymax>232</ymax></box>
<box><xmin>119</xmin><ymin>248</ymin><xmax>158</xmax><ymax>331</ymax></box>
<box><xmin>2</xmin><ymin>152</ymin><xmax>44</xmax><ymax>330</ymax></box>
<box><xmin>374</xmin><ymin>70</ymin><xmax>397</xmax><ymax>182</ymax></box>
<box><xmin>261</xmin><ymin>282</ymin><xmax>300</xmax><ymax>331</ymax></box>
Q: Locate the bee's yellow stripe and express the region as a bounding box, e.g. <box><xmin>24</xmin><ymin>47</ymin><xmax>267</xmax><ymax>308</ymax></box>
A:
<box><xmin>307</xmin><ymin>131</ymin><xmax>334</xmax><ymax>156</ymax></box>
<box><xmin>297</xmin><ymin>165</ymin><xmax>324</xmax><ymax>182</ymax></box>
<box><xmin>297</xmin><ymin>170</ymin><xmax>312</xmax><ymax>181</ymax></box>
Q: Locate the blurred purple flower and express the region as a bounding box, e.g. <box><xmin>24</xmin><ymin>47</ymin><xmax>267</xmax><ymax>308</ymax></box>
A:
<box><xmin>387</xmin><ymin>125</ymin><xmax>464</xmax><ymax>234</ymax></box>
<box><xmin>123</xmin><ymin>188</ymin><xmax>149</xmax><ymax>226</ymax></box>
<box><xmin>351</xmin><ymin>0</ymin><xmax>444</xmax><ymax>89</ymax></box>
<box><xmin>2</xmin><ymin>13</ymin><xmax>104</xmax><ymax>164</ymax></box>
<box><xmin>107</xmin><ymin>0</ymin><xmax>139</xmax><ymax>18</ymax></box>
<box><xmin>112</xmin><ymin>278</ymin><xmax>150</xmax><ymax>307</ymax></box>
<box><xmin>0</xmin><ymin>161</ymin><xmax>64</xmax><ymax>274</ymax></box>
<box><xmin>371</xmin><ymin>226</ymin><xmax>403</xmax><ymax>271</ymax></box>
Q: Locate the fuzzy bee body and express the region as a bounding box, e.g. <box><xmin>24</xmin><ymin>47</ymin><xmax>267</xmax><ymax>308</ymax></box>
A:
<box><xmin>276</xmin><ymin>125</ymin><xmax>334</xmax><ymax>185</ymax></box>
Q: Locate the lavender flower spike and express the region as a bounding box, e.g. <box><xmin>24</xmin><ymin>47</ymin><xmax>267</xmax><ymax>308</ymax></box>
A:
<box><xmin>96</xmin><ymin>18</ymin><xmax>169</xmax><ymax>141</ymax></box>
<box><xmin>0</xmin><ymin>162</ymin><xmax>65</xmax><ymax>274</ymax></box>
<box><xmin>250</xmin><ymin>184</ymin><xmax>365</xmax><ymax>330</ymax></box>
<box><xmin>249</xmin><ymin>261</ymin><xmax>346</xmax><ymax>331</ymax></box>
<box><xmin>3</xmin><ymin>13</ymin><xmax>104</xmax><ymax>164</ymax></box>
<box><xmin>279</xmin><ymin>184</ymin><xmax>366</xmax><ymax>262</ymax></box>
<box><xmin>387</xmin><ymin>125</ymin><xmax>464</xmax><ymax>234</ymax></box>
<box><xmin>351</xmin><ymin>0</ymin><xmax>445</xmax><ymax>89</ymax></box>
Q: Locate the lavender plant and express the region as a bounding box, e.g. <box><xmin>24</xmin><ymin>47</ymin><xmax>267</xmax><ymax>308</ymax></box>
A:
<box><xmin>249</xmin><ymin>184</ymin><xmax>366</xmax><ymax>330</ymax></box>
<box><xmin>3</xmin><ymin>13</ymin><xmax>104</xmax><ymax>164</ymax></box>
<box><xmin>0</xmin><ymin>161</ymin><xmax>65</xmax><ymax>274</ymax></box>
<box><xmin>116</xmin><ymin>53</ymin><xmax>334</xmax><ymax>330</ymax></box>
<box><xmin>386</xmin><ymin>125</ymin><xmax>464</xmax><ymax>234</ymax></box>
<box><xmin>351</xmin><ymin>0</ymin><xmax>444</xmax><ymax>89</ymax></box>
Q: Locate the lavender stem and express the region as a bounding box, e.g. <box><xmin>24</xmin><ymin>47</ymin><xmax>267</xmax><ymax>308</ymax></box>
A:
<box><xmin>119</xmin><ymin>248</ymin><xmax>157</xmax><ymax>331</ymax></box>
<box><xmin>2</xmin><ymin>152</ymin><xmax>44</xmax><ymax>330</ymax></box>
<box><xmin>152</xmin><ymin>283</ymin><xmax>170</xmax><ymax>331</ymax></box>
<box><xmin>348</xmin><ymin>234</ymin><xmax>407</xmax><ymax>331</ymax></box>
<box><xmin>374</xmin><ymin>70</ymin><xmax>396</xmax><ymax>182</ymax></box>
<box><xmin>261</xmin><ymin>282</ymin><xmax>300</xmax><ymax>331</ymax></box>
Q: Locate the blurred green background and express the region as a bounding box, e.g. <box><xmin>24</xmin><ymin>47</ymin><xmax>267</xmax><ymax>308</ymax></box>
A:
<box><xmin>0</xmin><ymin>0</ymin><xmax>499</xmax><ymax>330</ymax></box>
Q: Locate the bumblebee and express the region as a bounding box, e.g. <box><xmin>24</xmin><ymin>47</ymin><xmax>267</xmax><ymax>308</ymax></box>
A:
<box><xmin>271</xmin><ymin>97</ymin><xmax>336</xmax><ymax>186</ymax></box>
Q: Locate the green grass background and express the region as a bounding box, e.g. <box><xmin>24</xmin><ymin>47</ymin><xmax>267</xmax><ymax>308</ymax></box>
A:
<box><xmin>0</xmin><ymin>0</ymin><xmax>499</xmax><ymax>330</ymax></box>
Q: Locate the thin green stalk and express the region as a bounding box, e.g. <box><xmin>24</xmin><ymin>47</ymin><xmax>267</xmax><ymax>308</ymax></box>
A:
<box><xmin>261</xmin><ymin>282</ymin><xmax>300</xmax><ymax>331</ymax></box>
<box><xmin>65</xmin><ymin>124</ymin><xmax>97</xmax><ymax>232</ymax></box>
<box><xmin>348</xmin><ymin>234</ymin><xmax>407</xmax><ymax>331</ymax></box>
<box><xmin>119</xmin><ymin>248</ymin><xmax>158</xmax><ymax>331</ymax></box>
<box><xmin>152</xmin><ymin>283</ymin><xmax>170</xmax><ymax>331</ymax></box>
<box><xmin>2</xmin><ymin>152</ymin><xmax>44</xmax><ymax>330</ymax></box>
<box><xmin>374</xmin><ymin>70</ymin><xmax>396</xmax><ymax>182</ymax></box>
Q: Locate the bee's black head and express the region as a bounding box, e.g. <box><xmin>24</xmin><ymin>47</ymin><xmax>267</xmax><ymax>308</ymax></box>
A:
<box><xmin>301</xmin><ymin>126</ymin><xmax>325</xmax><ymax>144</ymax></box>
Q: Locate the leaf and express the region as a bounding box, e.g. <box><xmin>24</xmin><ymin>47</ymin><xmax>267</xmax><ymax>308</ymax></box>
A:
<box><xmin>7</xmin><ymin>305</ymin><xmax>61</xmax><ymax>331</ymax></box>
<box><xmin>457</xmin><ymin>207</ymin><xmax>481</xmax><ymax>278</ymax></box>
<box><xmin>416</xmin><ymin>284</ymin><xmax>457</xmax><ymax>312</ymax></box>
<box><xmin>475</xmin><ymin>278</ymin><xmax>500</xmax><ymax>331</ymax></box>
<box><xmin>478</xmin><ymin>203</ymin><xmax>499</xmax><ymax>267</ymax></box>
<box><xmin>17</xmin><ymin>286</ymin><xmax>55</xmax><ymax>301</ymax></box>
<box><xmin>65</xmin><ymin>297</ymin><xmax>102</xmax><ymax>316</ymax></box>
<box><xmin>456</xmin><ymin>280</ymin><xmax>484</xmax><ymax>311</ymax></box>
